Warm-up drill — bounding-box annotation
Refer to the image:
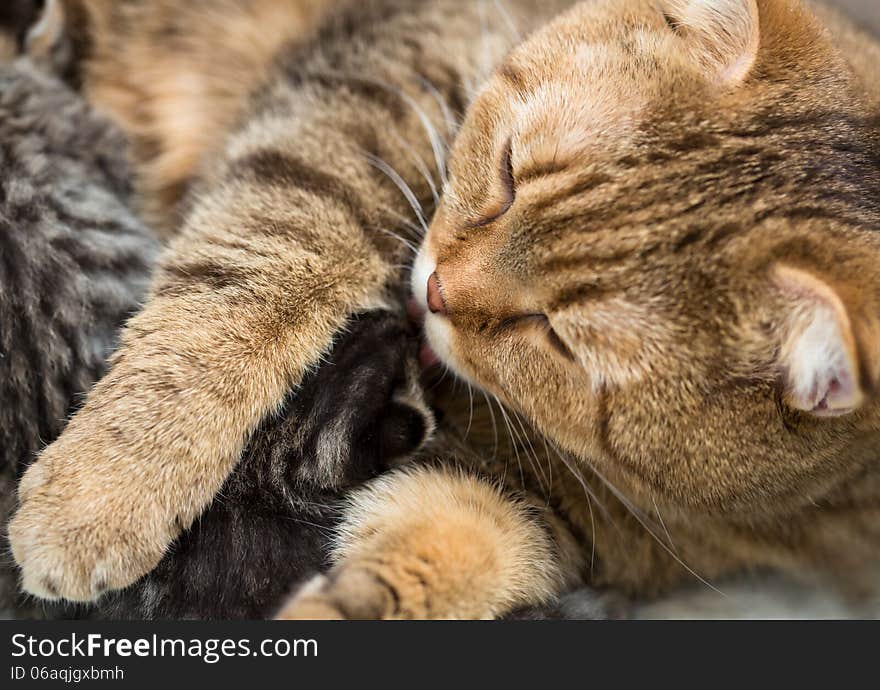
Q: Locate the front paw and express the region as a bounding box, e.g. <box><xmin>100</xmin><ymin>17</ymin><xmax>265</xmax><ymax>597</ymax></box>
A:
<box><xmin>275</xmin><ymin>569</ymin><xmax>395</xmax><ymax>620</ymax></box>
<box><xmin>275</xmin><ymin>575</ymin><xmax>348</xmax><ymax>620</ymax></box>
<box><xmin>9</xmin><ymin>440</ymin><xmax>177</xmax><ymax>602</ymax></box>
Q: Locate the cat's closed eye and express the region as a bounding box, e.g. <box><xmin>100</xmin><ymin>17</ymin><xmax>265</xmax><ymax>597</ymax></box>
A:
<box><xmin>500</xmin><ymin>312</ymin><xmax>574</xmax><ymax>361</ymax></box>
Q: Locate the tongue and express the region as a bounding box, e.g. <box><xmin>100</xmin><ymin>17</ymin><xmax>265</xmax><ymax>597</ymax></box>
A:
<box><xmin>419</xmin><ymin>340</ymin><xmax>441</xmax><ymax>370</ymax></box>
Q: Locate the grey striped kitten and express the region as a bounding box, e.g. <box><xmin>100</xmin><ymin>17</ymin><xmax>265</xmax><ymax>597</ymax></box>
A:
<box><xmin>0</xmin><ymin>57</ymin><xmax>158</xmax><ymax>617</ymax></box>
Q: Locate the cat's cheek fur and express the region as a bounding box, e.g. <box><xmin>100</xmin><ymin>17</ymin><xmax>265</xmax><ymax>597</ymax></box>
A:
<box><xmin>423</xmin><ymin>315</ymin><xmax>459</xmax><ymax>372</ymax></box>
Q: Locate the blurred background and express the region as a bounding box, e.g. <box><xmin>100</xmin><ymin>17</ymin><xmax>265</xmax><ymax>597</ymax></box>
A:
<box><xmin>837</xmin><ymin>0</ymin><xmax>879</xmax><ymax>33</ymax></box>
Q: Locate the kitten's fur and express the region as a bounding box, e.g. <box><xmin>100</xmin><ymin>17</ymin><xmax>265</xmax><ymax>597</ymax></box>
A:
<box><xmin>99</xmin><ymin>310</ymin><xmax>433</xmax><ymax>619</ymax></box>
<box><xmin>9</xmin><ymin>0</ymin><xmax>880</xmax><ymax>619</ymax></box>
<box><xmin>0</xmin><ymin>57</ymin><xmax>157</xmax><ymax>617</ymax></box>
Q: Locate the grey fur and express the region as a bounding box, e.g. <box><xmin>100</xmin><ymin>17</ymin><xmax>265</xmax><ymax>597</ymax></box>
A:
<box><xmin>0</xmin><ymin>58</ymin><xmax>158</xmax><ymax>617</ymax></box>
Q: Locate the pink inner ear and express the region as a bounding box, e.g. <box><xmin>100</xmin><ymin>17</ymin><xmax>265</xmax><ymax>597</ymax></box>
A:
<box><xmin>667</xmin><ymin>0</ymin><xmax>760</xmax><ymax>86</ymax></box>
<box><xmin>808</xmin><ymin>372</ymin><xmax>858</xmax><ymax>418</ymax></box>
<box><xmin>785</xmin><ymin>308</ymin><xmax>862</xmax><ymax>417</ymax></box>
<box><xmin>777</xmin><ymin>266</ymin><xmax>863</xmax><ymax>418</ymax></box>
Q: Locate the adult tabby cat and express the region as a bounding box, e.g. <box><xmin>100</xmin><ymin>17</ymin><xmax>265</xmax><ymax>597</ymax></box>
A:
<box><xmin>10</xmin><ymin>0</ymin><xmax>880</xmax><ymax>618</ymax></box>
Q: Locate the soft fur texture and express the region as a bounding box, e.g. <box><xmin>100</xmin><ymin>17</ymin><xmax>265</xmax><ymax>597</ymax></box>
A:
<box><xmin>0</xmin><ymin>57</ymin><xmax>157</xmax><ymax>617</ymax></box>
<box><xmin>0</xmin><ymin>13</ymin><xmax>441</xmax><ymax>619</ymax></box>
<box><xmin>10</xmin><ymin>0</ymin><xmax>564</xmax><ymax>605</ymax></box>
<box><xmin>7</xmin><ymin>0</ymin><xmax>880</xmax><ymax>619</ymax></box>
<box><xmin>286</xmin><ymin>0</ymin><xmax>880</xmax><ymax>617</ymax></box>
<box><xmin>0</xmin><ymin>12</ymin><xmax>604</xmax><ymax>619</ymax></box>
<box><xmin>99</xmin><ymin>310</ymin><xmax>433</xmax><ymax>619</ymax></box>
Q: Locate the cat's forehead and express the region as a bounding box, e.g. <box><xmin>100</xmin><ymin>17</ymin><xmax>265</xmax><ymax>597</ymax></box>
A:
<box><xmin>506</xmin><ymin>73</ymin><xmax>647</xmax><ymax>167</ymax></box>
<box><xmin>491</xmin><ymin>22</ymin><xmax>696</xmax><ymax>167</ymax></box>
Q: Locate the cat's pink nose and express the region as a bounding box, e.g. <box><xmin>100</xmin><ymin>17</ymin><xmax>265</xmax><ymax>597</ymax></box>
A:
<box><xmin>426</xmin><ymin>272</ymin><xmax>446</xmax><ymax>315</ymax></box>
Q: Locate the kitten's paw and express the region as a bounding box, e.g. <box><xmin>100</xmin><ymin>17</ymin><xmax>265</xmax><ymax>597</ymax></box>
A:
<box><xmin>9</xmin><ymin>441</ymin><xmax>176</xmax><ymax>602</ymax></box>
<box><xmin>275</xmin><ymin>569</ymin><xmax>393</xmax><ymax>620</ymax></box>
<box><xmin>275</xmin><ymin>575</ymin><xmax>348</xmax><ymax>620</ymax></box>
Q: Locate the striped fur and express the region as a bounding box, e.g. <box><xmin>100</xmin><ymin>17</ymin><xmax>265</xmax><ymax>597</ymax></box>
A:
<box><xmin>10</xmin><ymin>0</ymin><xmax>880</xmax><ymax>619</ymax></box>
<box><xmin>403</xmin><ymin>0</ymin><xmax>880</xmax><ymax>604</ymax></box>
<box><xmin>0</xmin><ymin>58</ymin><xmax>157</xmax><ymax>617</ymax></box>
<box><xmin>99</xmin><ymin>310</ymin><xmax>433</xmax><ymax>619</ymax></box>
<box><xmin>285</xmin><ymin>0</ymin><xmax>880</xmax><ymax>617</ymax></box>
<box><xmin>1</xmin><ymin>29</ymin><xmax>436</xmax><ymax>619</ymax></box>
<box><xmin>10</xmin><ymin>0</ymin><xmax>577</xmax><ymax>607</ymax></box>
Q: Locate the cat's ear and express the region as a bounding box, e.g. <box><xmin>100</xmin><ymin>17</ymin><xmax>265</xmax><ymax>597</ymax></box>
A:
<box><xmin>774</xmin><ymin>264</ymin><xmax>880</xmax><ymax>418</ymax></box>
<box><xmin>25</xmin><ymin>0</ymin><xmax>66</xmax><ymax>60</ymax></box>
<box><xmin>663</xmin><ymin>0</ymin><xmax>760</xmax><ymax>86</ymax></box>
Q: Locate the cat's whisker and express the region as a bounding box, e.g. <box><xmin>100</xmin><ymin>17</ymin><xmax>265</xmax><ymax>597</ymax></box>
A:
<box><xmin>427</xmin><ymin>363</ymin><xmax>452</xmax><ymax>392</ymax></box>
<box><xmin>372</xmin><ymin>226</ymin><xmax>419</xmax><ymax>256</ymax></box>
<box><xmin>386</xmin><ymin>125</ymin><xmax>441</xmax><ymax>208</ymax></box>
<box><xmin>508</xmin><ymin>407</ymin><xmax>551</xmax><ymax>500</ymax></box>
<box><xmin>361</xmin><ymin>152</ymin><xmax>430</xmax><ymax>235</ymax></box>
<box><xmin>538</xmin><ymin>435</ymin><xmax>557</xmax><ymax>509</ymax></box>
<box><xmin>325</xmin><ymin>67</ymin><xmax>449</xmax><ymax>188</ymax></box>
<box><xmin>414</xmin><ymin>75</ymin><xmax>460</xmax><ymax>140</ymax></box>
<box><xmin>652</xmin><ymin>496</ymin><xmax>678</xmax><ymax>553</ymax></box>
<box><xmin>369</xmin><ymin>198</ymin><xmax>425</xmax><ymax>238</ymax></box>
<box><xmin>587</xmin><ymin>463</ymin><xmax>725</xmax><ymax>597</ymax></box>
<box><xmin>545</xmin><ymin>442</ymin><xmax>612</xmax><ymax>575</ymax></box>
<box><xmin>480</xmin><ymin>389</ymin><xmax>500</xmax><ymax>461</ymax></box>
<box><xmin>401</xmin><ymin>90</ymin><xmax>449</xmax><ymax>189</ymax></box>
<box><xmin>465</xmin><ymin>382</ymin><xmax>475</xmax><ymax>439</ymax></box>
<box><xmin>492</xmin><ymin>0</ymin><xmax>522</xmax><ymax>42</ymax></box>
<box><xmin>280</xmin><ymin>515</ymin><xmax>337</xmax><ymax>535</ymax></box>
<box><xmin>493</xmin><ymin>393</ymin><xmax>526</xmax><ymax>489</ymax></box>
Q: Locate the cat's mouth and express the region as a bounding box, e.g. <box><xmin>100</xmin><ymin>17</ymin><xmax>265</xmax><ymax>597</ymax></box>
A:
<box><xmin>407</xmin><ymin>297</ymin><xmax>441</xmax><ymax>370</ymax></box>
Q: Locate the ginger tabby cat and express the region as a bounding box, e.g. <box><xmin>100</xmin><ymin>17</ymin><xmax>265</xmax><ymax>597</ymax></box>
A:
<box><xmin>10</xmin><ymin>0</ymin><xmax>880</xmax><ymax>618</ymax></box>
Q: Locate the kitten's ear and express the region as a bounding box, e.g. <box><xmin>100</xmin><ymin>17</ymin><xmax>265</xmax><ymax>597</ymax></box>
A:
<box><xmin>774</xmin><ymin>265</ymin><xmax>880</xmax><ymax>418</ymax></box>
<box><xmin>664</xmin><ymin>0</ymin><xmax>760</xmax><ymax>85</ymax></box>
<box><xmin>24</xmin><ymin>0</ymin><xmax>65</xmax><ymax>60</ymax></box>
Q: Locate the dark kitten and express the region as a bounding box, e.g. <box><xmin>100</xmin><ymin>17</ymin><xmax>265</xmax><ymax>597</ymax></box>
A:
<box><xmin>0</xmin><ymin>58</ymin><xmax>157</xmax><ymax>617</ymax></box>
<box><xmin>98</xmin><ymin>310</ymin><xmax>432</xmax><ymax>620</ymax></box>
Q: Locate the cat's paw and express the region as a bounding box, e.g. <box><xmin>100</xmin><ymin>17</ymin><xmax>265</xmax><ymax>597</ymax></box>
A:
<box><xmin>9</xmin><ymin>438</ymin><xmax>176</xmax><ymax>602</ymax></box>
<box><xmin>274</xmin><ymin>575</ymin><xmax>348</xmax><ymax>620</ymax></box>
<box><xmin>281</xmin><ymin>310</ymin><xmax>435</xmax><ymax>484</ymax></box>
<box><xmin>274</xmin><ymin>570</ymin><xmax>394</xmax><ymax>620</ymax></box>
